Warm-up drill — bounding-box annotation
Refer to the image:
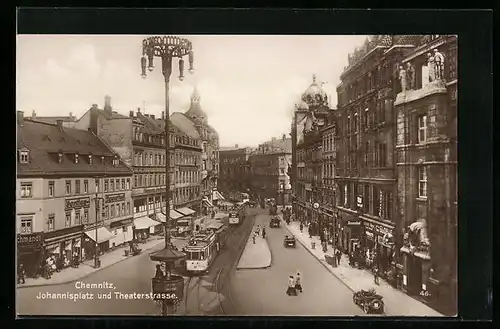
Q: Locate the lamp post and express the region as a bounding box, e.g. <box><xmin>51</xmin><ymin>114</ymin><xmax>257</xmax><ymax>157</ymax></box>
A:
<box><xmin>94</xmin><ymin>192</ymin><xmax>104</xmax><ymax>268</ymax></box>
<box><xmin>141</xmin><ymin>35</ymin><xmax>194</xmax><ymax>316</ymax></box>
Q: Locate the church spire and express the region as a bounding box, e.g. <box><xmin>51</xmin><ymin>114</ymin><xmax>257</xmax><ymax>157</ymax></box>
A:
<box><xmin>191</xmin><ymin>85</ymin><xmax>201</xmax><ymax>105</ymax></box>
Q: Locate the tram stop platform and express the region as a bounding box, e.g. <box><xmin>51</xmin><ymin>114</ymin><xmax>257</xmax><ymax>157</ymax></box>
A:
<box><xmin>237</xmin><ymin>224</ymin><xmax>272</xmax><ymax>270</ymax></box>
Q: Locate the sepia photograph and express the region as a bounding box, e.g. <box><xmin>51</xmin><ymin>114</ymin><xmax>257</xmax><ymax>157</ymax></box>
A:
<box><xmin>16</xmin><ymin>34</ymin><xmax>457</xmax><ymax>317</ymax></box>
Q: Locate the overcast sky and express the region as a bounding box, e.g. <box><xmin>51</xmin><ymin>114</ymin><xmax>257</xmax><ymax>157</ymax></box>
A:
<box><xmin>16</xmin><ymin>35</ymin><xmax>367</xmax><ymax>147</ymax></box>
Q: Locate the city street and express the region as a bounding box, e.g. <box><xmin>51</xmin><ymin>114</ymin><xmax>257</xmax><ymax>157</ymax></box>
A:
<box><xmin>230</xmin><ymin>211</ymin><xmax>365</xmax><ymax>316</ymax></box>
<box><xmin>17</xmin><ymin>209</ymin><xmax>257</xmax><ymax>316</ymax></box>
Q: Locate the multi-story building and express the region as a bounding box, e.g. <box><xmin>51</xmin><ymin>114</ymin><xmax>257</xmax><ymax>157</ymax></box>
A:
<box><xmin>393</xmin><ymin>35</ymin><xmax>457</xmax><ymax>315</ymax></box>
<box><xmin>183</xmin><ymin>87</ymin><xmax>222</xmax><ymax>210</ymax></box>
<box><xmin>218</xmin><ymin>145</ymin><xmax>252</xmax><ymax>196</ymax></box>
<box><xmin>291</xmin><ymin>75</ymin><xmax>334</xmax><ymax>236</ymax></box>
<box><xmin>16</xmin><ymin>111</ymin><xmax>133</xmax><ymax>277</ymax></box>
<box><xmin>335</xmin><ymin>36</ymin><xmax>422</xmax><ymax>270</ymax></box>
<box><xmin>249</xmin><ymin>135</ymin><xmax>292</xmax><ymax>205</ymax></box>
<box><xmin>320</xmin><ymin>118</ymin><xmax>338</xmax><ymax>242</ymax></box>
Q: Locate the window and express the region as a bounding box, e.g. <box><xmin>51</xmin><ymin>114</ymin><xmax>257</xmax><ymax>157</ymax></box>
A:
<box><xmin>19</xmin><ymin>182</ymin><xmax>32</xmax><ymax>198</ymax></box>
<box><xmin>121</xmin><ymin>203</ymin><xmax>125</xmax><ymax>216</ymax></box>
<box><xmin>104</xmin><ymin>179</ymin><xmax>109</xmax><ymax>192</ymax></box>
<box><xmin>19</xmin><ymin>150</ymin><xmax>29</xmax><ymax>163</ymax></box>
<box><xmin>48</xmin><ymin>181</ymin><xmax>55</xmax><ymax>197</ymax></box>
<box><xmin>419</xmin><ymin>167</ymin><xmax>428</xmax><ymax>198</ymax></box>
<box><xmin>75</xmin><ymin>180</ymin><xmax>80</xmax><ymax>194</ymax></box>
<box><xmin>47</xmin><ymin>214</ymin><xmax>55</xmax><ymax>231</ymax></box>
<box><xmin>65</xmin><ymin>180</ymin><xmax>71</xmax><ymax>195</ymax></box>
<box><xmin>95</xmin><ymin>179</ymin><xmax>100</xmax><ymax>193</ymax></box>
<box><xmin>111</xmin><ymin>205</ymin><xmax>115</xmax><ymax>218</ymax></box>
<box><xmin>65</xmin><ymin>212</ymin><xmax>71</xmax><ymax>227</ymax></box>
<box><xmin>88</xmin><ymin>155</ymin><xmax>93</xmax><ymax>165</ymax></box>
<box><xmin>75</xmin><ymin>210</ymin><xmax>81</xmax><ymax>225</ymax></box>
<box><xmin>150</xmin><ymin>154</ymin><xmax>153</xmax><ymax>165</ymax></box>
<box><xmin>110</xmin><ymin>180</ymin><xmax>114</xmax><ymax>191</ymax></box>
<box><xmin>122</xmin><ymin>179</ymin><xmax>125</xmax><ymax>190</ymax></box>
<box><xmin>127</xmin><ymin>202</ymin><xmax>131</xmax><ymax>215</ymax></box>
<box><xmin>104</xmin><ymin>206</ymin><xmax>109</xmax><ymax>219</ymax></box>
<box><xmin>126</xmin><ymin>179</ymin><xmax>130</xmax><ymax>189</ymax></box>
<box><xmin>378</xmin><ymin>143</ymin><xmax>387</xmax><ymax>167</ymax></box>
<box><xmin>418</xmin><ymin>115</ymin><xmax>427</xmax><ymax>143</ymax></box>
<box><xmin>84</xmin><ymin>209</ymin><xmax>89</xmax><ymax>223</ymax></box>
<box><xmin>117</xmin><ymin>204</ymin><xmax>121</xmax><ymax>217</ymax></box>
<box><xmin>84</xmin><ymin>180</ymin><xmax>88</xmax><ymax>193</ymax></box>
<box><xmin>20</xmin><ymin>217</ymin><xmax>33</xmax><ymax>234</ymax></box>
<box><xmin>75</xmin><ymin>154</ymin><xmax>79</xmax><ymax>164</ymax></box>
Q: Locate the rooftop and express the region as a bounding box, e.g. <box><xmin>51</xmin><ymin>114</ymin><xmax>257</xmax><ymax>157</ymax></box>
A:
<box><xmin>170</xmin><ymin>112</ymin><xmax>201</xmax><ymax>140</ymax></box>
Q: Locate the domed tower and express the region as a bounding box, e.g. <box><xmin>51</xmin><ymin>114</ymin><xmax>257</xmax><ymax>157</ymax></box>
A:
<box><xmin>300</xmin><ymin>74</ymin><xmax>329</xmax><ymax>110</ymax></box>
<box><xmin>185</xmin><ymin>85</ymin><xmax>208</xmax><ymax>126</ymax></box>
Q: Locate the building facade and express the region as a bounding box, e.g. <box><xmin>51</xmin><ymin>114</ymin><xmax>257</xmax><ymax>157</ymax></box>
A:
<box><xmin>218</xmin><ymin>145</ymin><xmax>252</xmax><ymax>197</ymax></box>
<box><xmin>249</xmin><ymin>136</ymin><xmax>292</xmax><ymax>205</ymax></box>
<box><xmin>16</xmin><ymin>111</ymin><xmax>133</xmax><ymax>277</ymax></box>
<box><xmin>393</xmin><ymin>35</ymin><xmax>457</xmax><ymax>315</ymax></box>
<box><xmin>183</xmin><ymin>87</ymin><xmax>221</xmax><ymax>210</ymax></box>
<box><xmin>291</xmin><ymin>75</ymin><xmax>334</xmax><ymax>237</ymax></box>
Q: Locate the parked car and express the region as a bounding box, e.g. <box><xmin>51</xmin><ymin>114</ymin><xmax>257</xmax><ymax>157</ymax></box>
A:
<box><xmin>283</xmin><ymin>235</ymin><xmax>296</xmax><ymax>248</ymax></box>
<box><xmin>270</xmin><ymin>216</ymin><xmax>280</xmax><ymax>228</ymax></box>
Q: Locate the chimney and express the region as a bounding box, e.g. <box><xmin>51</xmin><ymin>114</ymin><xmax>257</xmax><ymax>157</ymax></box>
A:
<box><xmin>235</xmin><ymin>144</ymin><xmax>238</xmax><ymax>148</ymax></box>
<box><xmin>129</xmin><ymin>111</ymin><xmax>134</xmax><ymax>118</ymax></box>
<box><xmin>17</xmin><ymin>111</ymin><xmax>24</xmax><ymax>126</ymax></box>
<box><xmin>32</xmin><ymin>110</ymin><xmax>36</xmax><ymax>119</ymax></box>
<box><xmin>282</xmin><ymin>134</ymin><xmax>286</xmax><ymax>141</ymax></box>
<box><xmin>137</xmin><ymin>107</ymin><xmax>141</xmax><ymax>114</ymax></box>
<box><xmin>56</xmin><ymin>120</ymin><xmax>64</xmax><ymax>131</ymax></box>
<box><xmin>150</xmin><ymin>114</ymin><xmax>155</xmax><ymax>120</ymax></box>
<box><xmin>69</xmin><ymin>112</ymin><xmax>73</xmax><ymax>120</ymax></box>
<box><xmin>161</xmin><ymin>111</ymin><xmax>165</xmax><ymax>120</ymax></box>
<box><xmin>91</xmin><ymin>104</ymin><xmax>98</xmax><ymax>110</ymax></box>
<box><xmin>104</xmin><ymin>95</ymin><xmax>112</xmax><ymax>115</ymax></box>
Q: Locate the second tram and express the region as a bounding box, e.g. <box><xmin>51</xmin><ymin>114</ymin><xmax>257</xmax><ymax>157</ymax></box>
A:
<box><xmin>228</xmin><ymin>202</ymin><xmax>247</xmax><ymax>225</ymax></box>
<box><xmin>184</xmin><ymin>223</ymin><xmax>228</xmax><ymax>273</ymax></box>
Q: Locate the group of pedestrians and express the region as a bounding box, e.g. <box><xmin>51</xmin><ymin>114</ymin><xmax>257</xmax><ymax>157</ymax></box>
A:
<box><xmin>286</xmin><ymin>272</ymin><xmax>303</xmax><ymax>296</ymax></box>
<box><xmin>252</xmin><ymin>225</ymin><xmax>266</xmax><ymax>244</ymax></box>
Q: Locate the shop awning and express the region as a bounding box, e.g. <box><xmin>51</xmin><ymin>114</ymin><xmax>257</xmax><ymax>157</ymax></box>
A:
<box><xmin>64</xmin><ymin>240</ymin><xmax>72</xmax><ymax>251</ymax></box>
<box><xmin>212</xmin><ymin>190</ymin><xmax>225</xmax><ymax>201</ymax></box>
<box><xmin>133</xmin><ymin>216</ymin><xmax>158</xmax><ymax>230</ymax></box>
<box><xmin>46</xmin><ymin>244</ymin><xmax>60</xmax><ymax>254</ymax></box>
<box><xmin>170</xmin><ymin>209</ymin><xmax>185</xmax><ymax>220</ymax></box>
<box><xmin>207</xmin><ymin>222</ymin><xmax>224</xmax><ymax>230</ymax></box>
<box><xmin>74</xmin><ymin>239</ymin><xmax>81</xmax><ymax>248</ymax></box>
<box><xmin>85</xmin><ymin>227</ymin><xmax>114</xmax><ymax>244</ymax></box>
<box><xmin>176</xmin><ymin>207</ymin><xmax>195</xmax><ymax>216</ymax></box>
<box><xmin>203</xmin><ymin>198</ymin><xmax>214</xmax><ymax>208</ymax></box>
<box><xmin>150</xmin><ymin>212</ymin><xmax>167</xmax><ymax>223</ymax></box>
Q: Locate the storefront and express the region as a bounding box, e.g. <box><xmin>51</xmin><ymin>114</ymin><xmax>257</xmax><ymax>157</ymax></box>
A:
<box><xmin>133</xmin><ymin>215</ymin><xmax>157</xmax><ymax>240</ymax></box>
<box><xmin>108</xmin><ymin>218</ymin><xmax>134</xmax><ymax>248</ymax></box>
<box><xmin>83</xmin><ymin>226</ymin><xmax>114</xmax><ymax>260</ymax></box>
<box><xmin>44</xmin><ymin>224</ymin><xmax>84</xmax><ymax>267</ymax></box>
<box><xmin>338</xmin><ymin>211</ymin><xmax>362</xmax><ymax>254</ymax></box>
<box><xmin>361</xmin><ymin>220</ymin><xmax>396</xmax><ymax>273</ymax></box>
<box><xmin>17</xmin><ymin>232</ymin><xmax>44</xmax><ymax>278</ymax></box>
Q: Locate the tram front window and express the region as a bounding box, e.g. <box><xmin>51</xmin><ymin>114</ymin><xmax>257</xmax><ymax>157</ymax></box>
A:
<box><xmin>188</xmin><ymin>251</ymin><xmax>199</xmax><ymax>260</ymax></box>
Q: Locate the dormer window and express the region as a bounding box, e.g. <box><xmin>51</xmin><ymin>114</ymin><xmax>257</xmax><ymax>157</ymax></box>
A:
<box><xmin>88</xmin><ymin>155</ymin><xmax>93</xmax><ymax>165</ymax></box>
<box><xmin>18</xmin><ymin>149</ymin><xmax>29</xmax><ymax>164</ymax></box>
<box><xmin>113</xmin><ymin>156</ymin><xmax>119</xmax><ymax>166</ymax></box>
<box><xmin>101</xmin><ymin>156</ymin><xmax>105</xmax><ymax>163</ymax></box>
<box><xmin>75</xmin><ymin>154</ymin><xmax>79</xmax><ymax>164</ymax></box>
<box><xmin>58</xmin><ymin>152</ymin><xmax>63</xmax><ymax>164</ymax></box>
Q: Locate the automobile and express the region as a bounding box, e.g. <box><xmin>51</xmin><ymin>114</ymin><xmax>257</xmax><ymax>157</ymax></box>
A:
<box><xmin>270</xmin><ymin>216</ymin><xmax>280</xmax><ymax>228</ymax></box>
<box><xmin>283</xmin><ymin>235</ymin><xmax>296</xmax><ymax>248</ymax></box>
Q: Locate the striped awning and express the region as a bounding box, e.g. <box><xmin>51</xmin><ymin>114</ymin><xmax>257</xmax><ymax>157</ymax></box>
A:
<box><xmin>212</xmin><ymin>191</ymin><xmax>225</xmax><ymax>200</ymax></box>
<box><xmin>203</xmin><ymin>198</ymin><xmax>214</xmax><ymax>208</ymax></box>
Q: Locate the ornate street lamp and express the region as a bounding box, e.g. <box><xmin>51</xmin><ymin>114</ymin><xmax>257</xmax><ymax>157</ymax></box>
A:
<box><xmin>141</xmin><ymin>36</ymin><xmax>194</xmax><ymax>316</ymax></box>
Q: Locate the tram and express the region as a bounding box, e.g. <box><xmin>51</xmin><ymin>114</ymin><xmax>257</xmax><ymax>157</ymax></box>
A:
<box><xmin>228</xmin><ymin>202</ymin><xmax>247</xmax><ymax>225</ymax></box>
<box><xmin>184</xmin><ymin>223</ymin><xmax>228</xmax><ymax>273</ymax></box>
<box><xmin>227</xmin><ymin>191</ymin><xmax>250</xmax><ymax>203</ymax></box>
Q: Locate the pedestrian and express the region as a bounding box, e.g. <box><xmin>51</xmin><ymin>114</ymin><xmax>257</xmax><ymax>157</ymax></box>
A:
<box><xmin>295</xmin><ymin>272</ymin><xmax>303</xmax><ymax>293</ymax></box>
<box><xmin>72</xmin><ymin>250</ymin><xmax>80</xmax><ymax>268</ymax></box>
<box><xmin>262</xmin><ymin>226</ymin><xmax>266</xmax><ymax>239</ymax></box>
<box><xmin>256</xmin><ymin>225</ymin><xmax>261</xmax><ymax>236</ymax></box>
<box><xmin>299</xmin><ymin>222</ymin><xmax>303</xmax><ymax>233</ymax></box>
<box><xmin>335</xmin><ymin>249</ymin><xmax>342</xmax><ymax>265</ymax></box>
<box><xmin>308</xmin><ymin>225</ymin><xmax>312</xmax><ymax>239</ymax></box>
<box><xmin>286</xmin><ymin>275</ymin><xmax>297</xmax><ymax>296</ymax></box>
<box><xmin>155</xmin><ymin>264</ymin><xmax>164</xmax><ymax>278</ymax></box>
<box><xmin>17</xmin><ymin>264</ymin><xmax>26</xmax><ymax>284</ymax></box>
<box><xmin>373</xmin><ymin>265</ymin><xmax>380</xmax><ymax>285</ymax></box>
<box><xmin>252</xmin><ymin>232</ymin><xmax>257</xmax><ymax>244</ymax></box>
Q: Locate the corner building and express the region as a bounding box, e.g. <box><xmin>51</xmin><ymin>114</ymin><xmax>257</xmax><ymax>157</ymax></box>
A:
<box><xmin>393</xmin><ymin>35</ymin><xmax>457</xmax><ymax>315</ymax></box>
<box><xmin>16</xmin><ymin>111</ymin><xmax>133</xmax><ymax>277</ymax></box>
<box><xmin>219</xmin><ymin>145</ymin><xmax>252</xmax><ymax>197</ymax></box>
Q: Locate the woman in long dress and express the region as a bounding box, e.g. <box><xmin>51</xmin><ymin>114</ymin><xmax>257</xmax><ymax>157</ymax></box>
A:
<box><xmin>286</xmin><ymin>275</ymin><xmax>297</xmax><ymax>296</ymax></box>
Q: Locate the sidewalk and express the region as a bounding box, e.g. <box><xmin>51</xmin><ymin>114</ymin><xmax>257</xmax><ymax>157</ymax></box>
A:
<box><xmin>237</xmin><ymin>226</ymin><xmax>272</xmax><ymax>270</ymax></box>
<box><xmin>280</xmin><ymin>217</ymin><xmax>444</xmax><ymax>316</ymax></box>
<box><xmin>17</xmin><ymin>236</ymin><xmax>167</xmax><ymax>288</ymax></box>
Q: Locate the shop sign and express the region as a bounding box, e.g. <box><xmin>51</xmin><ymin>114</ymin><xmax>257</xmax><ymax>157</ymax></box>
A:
<box><xmin>65</xmin><ymin>197</ymin><xmax>91</xmax><ymax>210</ymax></box>
<box><xmin>347</xmin><ymin>220</ymin><xmax>362</xmax><ymax>226</ymax></box>
<box><xmin>105</xmin><ymin>193</ymin><xmax>125</xmax><ymax>204</ymax></box>
<box><xmin>17</xmin><ymin>232</ymin><xmax>43</xmax><ymax>248</ymax></box>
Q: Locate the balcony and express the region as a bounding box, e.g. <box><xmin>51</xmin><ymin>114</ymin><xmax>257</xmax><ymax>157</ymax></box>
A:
<box><xmin>394</xmin><ymin>79</ymin><xmax>448</xmax><ymax>106</ymax></box>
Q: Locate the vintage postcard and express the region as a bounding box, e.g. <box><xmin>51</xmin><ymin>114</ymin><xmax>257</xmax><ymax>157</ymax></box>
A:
<box><xmin>16</xmin><ymin>34</ymin><xmax>457</xmax><ymax>317</ymax></box>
